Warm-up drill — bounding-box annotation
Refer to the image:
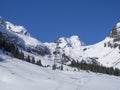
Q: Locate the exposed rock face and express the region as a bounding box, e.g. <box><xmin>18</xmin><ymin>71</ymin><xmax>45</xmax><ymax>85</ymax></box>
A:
<box><xmin>109</xmin><ymin>20</ymin><xmax>120</xmax><ymax>39</ymax></box>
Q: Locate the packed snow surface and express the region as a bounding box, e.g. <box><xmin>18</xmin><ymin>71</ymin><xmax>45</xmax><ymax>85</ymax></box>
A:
<box><xmin>0</xmin><ymin>52</ymin><xmax>120</xmax><ymax>90</ymax></box>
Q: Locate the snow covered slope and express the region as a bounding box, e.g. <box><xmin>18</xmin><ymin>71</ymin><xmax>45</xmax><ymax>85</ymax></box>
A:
<box><xmin>0</xmin><ymin>17</ymin><xmax>49</xmax><ymax>55</ymax></box>
<box><xmin>45</xmin><ymin>35</ymin><xmax>85</xmax><ymax>63</ymax></box>
<box><xmin>45</xmin><ymin>21</ymin><xmax>120</xmax><ymax>69</ymax></box>
<box><xmin>81</xmin><ymin>21</ymin><xmax>120</xmax><ymax>68</ymax></box>
<box><xmin>0</xmin><ymin>17</ymin><xmax>120</xmax><ymax>90</ymax></box>
<box><xmin>0</xmin><ymin>51</ymin><xmax>120</xmax><ymax>90</ymax></box>
<box><xmin>1</xmin><ymin>16</ymin><xmax>120</xmax><ymax>69</ymax></box>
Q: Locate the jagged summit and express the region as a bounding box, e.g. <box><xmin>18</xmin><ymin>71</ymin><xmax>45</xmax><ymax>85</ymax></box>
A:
<box><xmin>0</xmin><ymin>16</ymin><xmax>30</xmax><ymax>36</ymax></box>
<box><xmin>115</xmin><ymin>20</ymin><xmax>120</xmax><ymax>28</ymax></box>
<box><xmin>109</xmin><ymin>20</ymin><xmax>120</xmax><ymax>38</ymax></box>
<box><xmin>57</xmin><ymin>35</ymin><xmax>85</xmax><ymax>48</ymax></box>
<box><xmin>69</xmin><ymin>35</ymin><xmax>85</xmax><ymax>47</ymax></box>
<box><xmin>6</xmin><ymin>21</ymin><xmax>30</xmax><ymax>36</ymax></box>
<box><xmin>0</xmin><ymin>16</ymin><xmax>6</xmax><ymax>27</ymax></box>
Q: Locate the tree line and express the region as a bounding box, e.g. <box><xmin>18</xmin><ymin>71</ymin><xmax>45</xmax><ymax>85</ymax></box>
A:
<box><xmin>69</xmin><ymin>60</ymin><xmax>120</xmax><ymax>76</ymax></box>
<box><xmin>0</xmin><ymin>32</ymin><xmax>42</xmax><ymax>66</ymax></box>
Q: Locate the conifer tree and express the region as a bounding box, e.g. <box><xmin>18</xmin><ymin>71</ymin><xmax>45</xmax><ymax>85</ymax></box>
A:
<box><xmin>26</xmin><ymin>55</ymin><xmax>30</xmax><ymax>62</ymax></box>
<box><xmin>31</xmin><ymin>56</ymin><xmax>35</xmax><ymax>64</ymax></box>
<box><xmin>20</xmin><ymin>51</ymin><xmax>24</xmax><ymax>60</ymax></box>
<box><xmin>36</xmin><ymin>60</ymin><xmax>42</xmax><ymax>66</ymax></box>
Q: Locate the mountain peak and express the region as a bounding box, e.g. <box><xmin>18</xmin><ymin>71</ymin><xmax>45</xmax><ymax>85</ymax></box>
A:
<box><xmin>0</xmin><ymin>17</ymin><xmax>50</xmax><ymax>55</ymax></box>
<box><xmin>70</xmin><ymin>35</ymin><xmax>79</xmax><ymax>41</ymax></box>
<box><xmin>69</xmin><ymin>35</ymin><xmax>85</xmax><ymax>47</ymax></box>
<box><xmin>0</xmin><ymin>16</ymin><xmax>6</xmax><ymax>27</ymax></box>
<box><xmin>57</xmin><ymin>35</ymin><xmax>85</xmax><ymax>48</ymax></box>
<box><xmin>116</xmin><ymin>20</ymin><xmax>120</xmax><ymax>28</ymax></box>
<box><xmin>5</xmin><ymin>21</ymin><xmax>30</xmax><ymax>36</ymax></box>
<box><xmin>0</xmin><ymin>16</ymin><xmax>30</xmax><ymax>36</ymax></box>
<box><xmin>109</xmin><ymin>20</ymin><xmax>120</xmax><ymax>38</ymax></box>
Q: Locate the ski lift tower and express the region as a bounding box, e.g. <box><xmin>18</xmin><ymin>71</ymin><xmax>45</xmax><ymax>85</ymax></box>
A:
<box><xmin>60</xmin><ymin>50</ymin><xmax>65</xmax><ymax>71</ymax></box>
<box><xmin>52</xmin><ymin>40</ymin><xmax>62</xmax><ymax>70</ymax></box>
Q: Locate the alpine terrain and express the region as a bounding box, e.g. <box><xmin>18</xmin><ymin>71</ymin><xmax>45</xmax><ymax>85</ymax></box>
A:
<box><xmin>45</xmin><ymin>20</ymin><xmax>120</xmax><ymax>69</ymax></box>
<box><xmin>0</xmin><ymin>17</ymin><xmax>120</xmax><ymax>90</ymax></box>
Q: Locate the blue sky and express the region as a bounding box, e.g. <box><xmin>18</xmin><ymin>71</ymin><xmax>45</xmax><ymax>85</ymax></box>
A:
<box><xmin>0</xmin><ymin>0</ymin><xmax>120</xmax><ymax>45</ymax></box>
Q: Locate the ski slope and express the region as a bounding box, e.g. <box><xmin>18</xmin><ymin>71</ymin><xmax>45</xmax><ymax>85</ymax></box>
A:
<box><xmin>0</xmin><ymin>52</ymin><xmax>120</xmax><ymax>90</ymax></box>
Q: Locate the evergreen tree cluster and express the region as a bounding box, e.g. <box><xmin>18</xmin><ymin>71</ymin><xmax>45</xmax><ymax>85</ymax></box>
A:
<box><xmin>25</xmin><ymin>55</ymin><xmax>42</xmax><ymax>66</ymax></box>
<box><xmin>36</xmin><ymin>60</ymin><xmax>42</xmax><ymax>66</ymax></box>
<box><xmin>0</xmin><ymin>32</ymin><xmax>43</xmax><ymax>67</ymax></box>
<box><xmin>0</xmin><ymin>32</ymin><xmax>24</xmax><ymax>60</ymax></box>
<box><xmin>70</xmin><ymin>60</ymin><xmax>120</xmax><ymax>76</ymax></box>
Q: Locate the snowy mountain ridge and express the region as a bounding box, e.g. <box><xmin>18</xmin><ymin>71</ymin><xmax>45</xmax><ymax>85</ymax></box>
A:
<box><xmin>0</xmin><ymin>17</ymin><xmax>49</xmax><ymax>55</ymax></box>
<box><xmin>0</xmin><ymin>17</ymin><xmax>120</xmax><ymax>90</ymax></box>
<box><xmin>0</xmin><ymin>16</ymin><xmax>29</xmax><ymax>36</ymax></box>
<box><xmin>6</xmin><ymin>21</ymin><xmax>30</xmax><ymax>36</ymax></box>
<box><xmin>0</xmin><ymin>16</ymin><xmax>120</xmax><ymax>69</ymax></box>
<box><xmin>56</xmin><ymin>35</ymin><xmax>84</xmax><ymax>48</ymax></box>
<box><xmin>45</xmin><ymin>20</ymin><xmax>120</xmax><ymax>69</ymax></box>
